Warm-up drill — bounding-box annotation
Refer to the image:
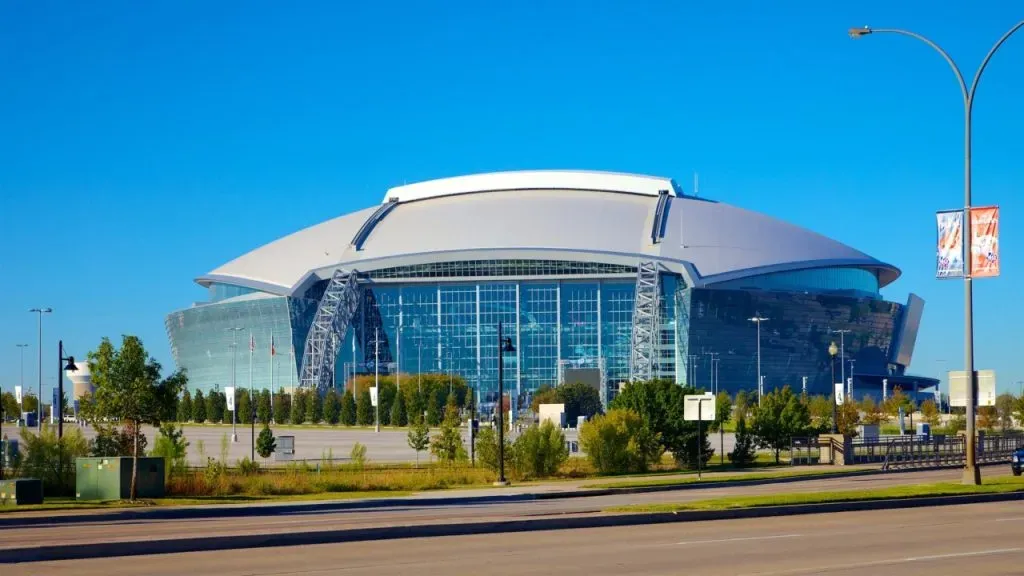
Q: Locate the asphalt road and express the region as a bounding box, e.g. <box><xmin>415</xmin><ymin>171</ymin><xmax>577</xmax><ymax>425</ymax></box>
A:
<box><xmin>7</xmin><ymin>501</ymin><xmax>1023</xmax><ymax>575</ymax></box>
<box><xmin>0</xmin><ymin>466</ymin><xmax>998</xmax><ymax>553</ymax></box>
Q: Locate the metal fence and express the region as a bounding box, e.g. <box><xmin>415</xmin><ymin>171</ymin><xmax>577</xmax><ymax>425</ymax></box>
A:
<box><xmin>791</xmin><ymin>433</ymin><xmax>1024</xmax><ymax>470</ymax></box>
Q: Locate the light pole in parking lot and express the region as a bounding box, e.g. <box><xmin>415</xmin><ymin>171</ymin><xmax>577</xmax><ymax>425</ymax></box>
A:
<box><xmin>495</xmin><ymin>321</ymin><xmax>515</xmax><ymax>486</ymax></box>
<box><xmin>849</xmin><ymin>21</ymin><xmax>1024</xmax><ymax>485</ymax></box>
<box><xmin>747</xmin><ymin>315</ymin><xmax>768</xmax><ymax>405</ymax></box>
<box><xmin>227</xmin><ymin>327</ymin><xmax>244</xmax><ymax>442</ymax></box>
<box><xmin>829</xmin><ymin>341</ymin><xmax>839</xmax><ymax>434</ymax></box>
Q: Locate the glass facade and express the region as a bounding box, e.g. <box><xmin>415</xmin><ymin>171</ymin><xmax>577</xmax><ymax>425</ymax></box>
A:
<box><xmin>167</xmin><ymin>262</ymin><xmax>911</xmax><ymax>403</ymax></box>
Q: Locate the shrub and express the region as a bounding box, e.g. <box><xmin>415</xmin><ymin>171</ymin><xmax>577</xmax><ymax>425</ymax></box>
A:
<box><xmin>192</xmin><ymin>390</ymin><xmax>207</xmax><ymax>423</ymax></box>
<box><xmin>237</xmin><ymin>457</ymin><xmax>260</xmax><ymax>475</ymax></box>
<box><xmin>273</xmin><ymin>391</ymin><xmax>290</xmax><ymax>424</ymax></box>
<box><xmin>579</xmin><ymin>409</ymin><xmax>662</xmax><ymax>474</ymax></box>
<box><xmin>356</xmin><ymin>389</ymin><xmax>373</xmax><ymax>426</ymax></box>
<box><xmin>323</xmin><ymin>389</ymin><xmax>341</xmax><ymax>425</ymax></box>
<box><xmin>610</xmin><ymin>379</ymin><xmax>710</xmax><ymax>469</ymax></box>
<box><xmin>430</xmin><ymin>404</ymin><xmax>466</xmax><ymax>464</ymax></box>
<box><xmin>19</xmin><ymin>426</ymin><xmax>90</xmax><ymax>496</ymax></box>
<box><xmin>341</xmin><ymin>389</ymin><xmax>357</xmax><ymax>426</ymax></box>
<box><xmin>728</xmin><ymin>414</ymin><xmax>757</xmax><ymax>467</ymax></box>
<box><xmin>291</xmin><ymin>390</ymin><xmax>307</xmax><ymax>425</ymax></box>
<box><xmin>475</xmin><ymin>426</ymin><xmax>513</xmax><ymax>474</ymax></box>
<box><xmin>256</xmin><ymin>425</ymin><xmax>276</xmax><ymax>460</ymax></box>
<box><xmin>390</xmin><ymin>389</ymin><xmax>408</xmax><ymax>427</ymax></box>
<box><xmin>150</xmin><ymin>423</ymin><xmax>189</xmax><ymax>480</ymax></box>
<box><xmin>91</xmin><ymin>423</ymin><xmax>148</xmax><ymax>457</ymax></box>
<box><xmin>349</xmin><ymin>442</ymin><xmax>368</xmax><ymax>469</ymax></box>
<box><xmin>512</xmin><ymin>421</ymin><xmax>568</xmax><ymax>479</ymax></box>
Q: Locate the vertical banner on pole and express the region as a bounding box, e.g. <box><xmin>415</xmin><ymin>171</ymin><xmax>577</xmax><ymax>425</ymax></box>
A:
<box><xmin>936</xmin><ymin>210</ymin><xmax>965</xmax><ymax>278</ymax></box>
<box><xmin>970</xmin><ymin>206</ymin><xmax>1000</xmax><ymax>277</ymax></box>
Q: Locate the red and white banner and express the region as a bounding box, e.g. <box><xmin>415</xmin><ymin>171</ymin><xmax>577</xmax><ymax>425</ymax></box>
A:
<box><xmin>270</xmin><ymin>334</ymin><xmax>276</xmax><ymax>356</ymax></box>
<box><xmin>970</xmin><ymin>206</ymin><xmax>1000</xmax><ymax>278</ymax></box>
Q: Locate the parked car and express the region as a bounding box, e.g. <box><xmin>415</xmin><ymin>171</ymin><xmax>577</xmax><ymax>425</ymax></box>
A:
<box><xmin>1012</xmin><ymin>448</ymin><xmax>1023</xmax><ymax>476</ymax></box>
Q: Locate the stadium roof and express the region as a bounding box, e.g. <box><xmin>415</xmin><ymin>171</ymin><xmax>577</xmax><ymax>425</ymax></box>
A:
<box><xmin>198</xmin><ymin>170</ymin><xmax>900</xmax><ymax>296</ymax></box>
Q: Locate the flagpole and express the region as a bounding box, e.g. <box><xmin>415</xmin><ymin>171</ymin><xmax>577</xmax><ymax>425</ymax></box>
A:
<box><xmin>270</xmin><ymin>334</ymin><xmax>275</xmax><ymax>424</ymax></box>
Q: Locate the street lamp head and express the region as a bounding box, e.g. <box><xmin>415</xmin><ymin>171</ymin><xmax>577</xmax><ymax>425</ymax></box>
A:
<box><xmin>848</xmin><ymin>26</ymin><xmax>872</xmax><ymax>39</ymax></box>
<box><xmin>29</xmin><ymin>308</ymin><xmax>53</xmax><ymax>314</ymax></box>
<box><xmin>829</xmin><ymin>341</ymin><xmax>839</xmax><ymax>357</ymax></box>
<box><xmin>501</xmin><ymin>337</ymin><xmax>515</xmax><ymax>353</ymax></box>
<box><xmin>64</xmin><ymin>356</ymin><xmax>78</xmax><ymax>371</ymax></box>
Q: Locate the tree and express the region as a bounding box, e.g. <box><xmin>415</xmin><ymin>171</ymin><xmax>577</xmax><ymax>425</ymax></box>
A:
<box><xmin>356</xmin><ymin>389</ymin><xmax>373</xmax><ymax>426</ymax></box>
<box><xmin>859</xmin><ymin>396</ymin><xmax>883</xmax><ymax>425</ymax></box>
<box><xmin>611</xmin><ymin>379</ymin><xmax>710</xmax><ymax>469</ymax></box>
<box><xmin>306</xmin><ymin>390</ymin><xmax>323</xmax><ymax>424</ymax></box>
<box><xmin>390</xmin><ymin>389</ymin><xmax>408</xmax><ymax>427</ymax></box>
<box><xmin>978</xmin><ymin>406</ymin><xmax>998</xmax><ymax>431</ymax></box>
<box><xmin>256</xmin><ymin>389</ymin><xmax>272</xmax><ymax>424</ymax></box>
<box><xmin>750</xmin><ymin>386</ymin><xmax>810</xmax><ymax>463</ymax></box>
<box><xmin>237</xmin><ymin>389</ymin><xmax>252</xmax><ymax>425</ymax></box>
<box><xmin>341</xmin><ymin>389</ymin><xmax>356</xmax><ymax>426</ymax></box>
<box><xmin>407</xmin><ymin>420</ymin><xmax>430</xmax><ymax>466</ymax></box>
<box><xmin>378</xmin><ymin>383</ymin><xmax>396</xmax><ymax>426</ymax></box>
<box><xmin>530</xmin><ymin>385</ymin><xmax>559</xmax><ymax>413</ymax></box>
<box><xmin>512</xmin><ymin>421</ymin><xmax>568</xmax><ymax>479</ymax></box>
<box><xmin>273</xmin><ymin>390</ymin><xmax>290</xmax><ymax>424</ymax></box>
<box><xmin>734</xmin><ymin>390</ymin><xmax>752</xmax><ymax>421</ymax></box>
<box><xmin>728</xmin><ymin>414</ymin><xmax>757</xmax><ymax>467</ymax></box>
<box><xmin>579</xmin><ymin>409</ymin><xmax>663</xmax><ymax>474</ymax></box>
<box><xmin>475</xmin><ymin>426</ymin><xmax>513</xmax><ymax>474</ymax></box>
<box><xmin>290</xmin><ymin>389</ymin><xmax>306</xmax><ymax>425</ymax></box>
<box><xmin>256</xmin><ymin>425</ymin><xmax>277</xmax><ymax>461</ymax></box>
<box><xmin>80</xmin><ymin>335</ymin><xmax>186</xmax><ymax>500</ymax></box>
<box><xmin>430</xmin><ymin>403</ymin><xmax>466</xmax><ymax>464</ymax></box>
<box><xmin>177</xmin><ymin>389</ymin><xmax>193</xmax><ymax>422</ymax></box>
<box><xmin>836</xmin><ymin>401</ymin><xmax>861</xmax><ymax>436</ymax></box>
<box><xmin>207</xmin><ymin>388</ymin><xmax>224</xmax><ymax>424</ymax></box>
<box><xmin>995</xmin><ymin>393</ymin><xmax>1016</xmax><ymax>431</ymax></box>
<box><xmin>150</xmin><ymin>423</ymin><xmax>189</xmax><ymax>480</ymax></box>
<box><xmin>710</xmin><ymin>391</ymin><xmax>733</xmax><ymax>433</ymax></box>
<box><xmin>807</xmin><ymin>395</ymin><xmax>833</xmax><ymax>433</ymax></box>
<box><xmin>883</xmin><ymin>387</ymin><xmax>913</xmax><ymax>420</ymax></box>
<box><xmin>323</xmin><ymin>389</ymin><xmax>341</xmax><ymax>425</ymax></box>
<box><xmin>920</xmin><ymin>398</ymin><xmax>941</xmax><ymax>427</ymax></box>
<box><xmin>556</xmin><ymin>382</ymin><xmax>603</xmax><ymax>424</ymax></box>
<box><xmin>91</xmin><ymin>423</ymin><xmax>148</xmax><ymax>457</ymax></box>
<box><xmin>463</xmin><ymin>387</ymin><xmax>475</xmax><ymax>414</ymax></box>
<box><xmin>1015</xmin><ymin>395</ymin><xmax>1024</xmax><ymax>431</ymax></box>
<box><xmin>426</xmin><ymin>390</ymin><xmax>442</xmax><ymax>426</ymax></box>
<box><xmin>192</xmin><ymin>389</ymin><xmax>207</xmax><ymax>423</ymax></box>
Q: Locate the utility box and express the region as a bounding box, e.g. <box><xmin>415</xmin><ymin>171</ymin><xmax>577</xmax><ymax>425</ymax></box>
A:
<box><xmin>275</xmin><ymin>435</ymin><xmax>295</xmax><ymax>462</ymax></box>
<box><xmin>0</xmin><ymin>479</ymin><xmax>44</xmax><ymax>506</ymax></box>
<box><xmin>75</xmin><ymin>457</ymin><xmax>165</xmax><ymax>500</ymax></box>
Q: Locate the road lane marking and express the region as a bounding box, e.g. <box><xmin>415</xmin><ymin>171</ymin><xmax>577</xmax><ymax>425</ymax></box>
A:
<box><xmin>675</xmin><ymin>534</ymin><xmax>802</xmax><ymax>545</ymax></box>
<box><xmin>994</xmin><ymin>517</ymin><xmax>1024</xmax><ymax>522</ymax></box>
<box><xmin>904</xmin><ymin>548</ymin><xmax>1023</xmax><ymax>562</ymax></box>
<box><xmin>738</xmin><ymin>547</ymin><xmax>1024</xmax><ymax>575</ymax></box>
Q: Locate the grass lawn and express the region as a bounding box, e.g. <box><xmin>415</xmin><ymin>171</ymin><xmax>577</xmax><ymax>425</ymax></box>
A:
<box><xmin>605</xmin><ymin>475</ymin><xmax>1024</xmax><ymax>513</ymax></box>
<box><xmin>586</xmin><ymin>466</ymin><xmax>858</xmax><ymax>490</ymax></box>
<box><xmin>0</xmin><ymin>490</ymin><xmax>413</xmax><ymax>514</ymax></box>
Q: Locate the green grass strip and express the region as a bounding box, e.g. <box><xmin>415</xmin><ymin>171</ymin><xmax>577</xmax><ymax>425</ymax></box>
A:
<box><xmin>605</xmin><ymin>475</ymin><xmax>1024</xmax><ymax>513</ymax></box>
<box><xmin>587</xmin><ymin>467</ymin><xmax>858</xmax><ymax>490</ymax></box>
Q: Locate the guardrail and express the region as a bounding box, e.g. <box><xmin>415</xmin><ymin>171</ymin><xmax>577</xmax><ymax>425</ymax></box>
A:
<box><xmin>790</xmin><ymin>433</ymin><xmax>1023</xmax><ymax>470</ymax></box>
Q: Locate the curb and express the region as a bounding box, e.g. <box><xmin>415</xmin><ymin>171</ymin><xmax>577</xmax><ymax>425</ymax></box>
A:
<box><xmin>3</xmin><ymin>490</ymin><xmax>1022</xmax><ymax>563</ymax></box>
<box><xmin>0</xmin><ymin>465</ymin><xmax>989</xmax><ymax>528</ymax></box>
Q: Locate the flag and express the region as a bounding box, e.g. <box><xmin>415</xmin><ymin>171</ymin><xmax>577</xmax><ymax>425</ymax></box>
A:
<box><xmin>936</xmin><ymin>210</ymin><xmax>964</xmax><ymax>278</ymax></box>
<box><xmin>970</xmin><ymin>206</ymin><xmax>999</xmax><ymax>277</ymax></box>
<box><xmin>270</xmin><ymin>334</ymin><xmax>276</xmax><ymax>356</ymax></box>
<box><xmin>249</xmin><ymin>333</ymin><xmax>255</xmax><ymax>353</ymax></box>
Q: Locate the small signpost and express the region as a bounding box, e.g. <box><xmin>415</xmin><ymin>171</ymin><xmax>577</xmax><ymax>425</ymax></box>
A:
<box><xmin>684</xmin><ymin>394</ymin><xmax>716</xmax><ymax>480</ymax></box>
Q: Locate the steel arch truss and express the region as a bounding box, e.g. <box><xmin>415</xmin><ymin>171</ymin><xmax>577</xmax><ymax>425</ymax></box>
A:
<box><xmin>299</xmin><ymin>268</ymin><xmax>361</xmax><ymax>393</ymax></box>
<box><xmin>629</xmin><ymin>260</ymin><xmax>660</xmax><ymax>382</ymax></box>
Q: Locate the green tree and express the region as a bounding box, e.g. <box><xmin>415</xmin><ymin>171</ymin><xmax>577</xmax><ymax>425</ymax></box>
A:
<box><xmin>859</xmin><ymin>396</ymin><xmax>883</xmax><ymax>425</ymax></box>
<box><xmin>80</xmin><ymin>335</ymin><xmax>187</xmax><ymax>500</ymax></box>
<box><xmin>2</xmin><ymin>391</ymin><xmax>20</xmax><ymax>421</ymax></box>
<box><xmin>995</xmin><ymin>393</ymin><xmax>1016</xmax><ymax>431</ymax></box>
<box><xmin>836</xmin><ymin>401</ymin><xmax>861</xmax><ymax>436</ymax></box>
<box><xmin>290</xmin><ymin>389</ymin><xmax>307</xmax><ymax>425</ymax></box>
<box><xmin>556</xmin><ymin>382</ymin><xmax>603</xmax><ymax>424</ymax></box>
<box><xmin>356</xmin><ymin>389</ymin><xmax>373</xmax><ymax>426</ymax></box>
<box><xmin>750</xmin><ymin>385</ymin><xmax>810</xmax><ymax>463</ymax></box>
<box><xmin>463</xmin><ymin>387</ymin><xmax>475</xmax><ymax>414</ymax></box>
<box><xmin>883</xmin><ymin>386</ymin><xmax>913</xmax><ymax>420</ymax></box>
<box><xmin>237</xmin><ymin>389</ymin><xmax>252</xmax><ymax>425</ymax></box>
<box><xmin>192</xmin><ymin>389</ymin><xmax>207</xmax><ymax>423</ymax></box>
<box><xmin>430</xmin><ymin>403</ymin><xmax>466</xmax><ymax>464</ymax></box>
<box><xmin>579</xmin><ymin>409</ymin><xmax>662</xmax><ymax>474</ymax></box>
<box><xmin>920</xmin><ymin>398</ymin><xmax>941</xmax><ymax>427</ymax></box>
<box><xmin>734</xmin><ymin>390</ymin><xmax>752</xmax><ymax>421</ymax></box>
<box><xmin>323</xmin><ymin>389</ymin><xmax>341</xmax><ymax>425</ymax></box>
<box><xmin>407</xmin><ymin>420</ymin><xmax>430</xmax><ymax>466</ymax></box>
<box><xmin>512</xmin><ymin>421</ymin><xmax>568</xmax><ymax>479</ymax></box>
<box><xmin>273</xmin><ymin>390</ymin><xmax>290</xmax><ymax>424</ymax></box>
<box><xmin>341</xmin><ymin>389</ymin><xmax>357</xmax><ymax>426</ymax></box>
<box><xmin>530</xmin><ymin>385</ymin><xmax>559</xmax><ymax>413</ymax></box>
<box><xmin>177</xmin><ymin>389</ymin><xmax>193</xmax><ymax>422</ymax></box>
<box><xmin>256</xmin><ymin>425</ymin><xmax>277</xmax><ymax>461</ymax></box>
<box><xmin>710</xmin><ymin>391</ymin><xmax>733</xmax><ymax>433</ymax></box>
<box><xmin>390</xmin><ymin>388</ymin><xmax>408</xmax><ymax>427</ymax></box>
<box><xmin>207</xmin><ymin>388</ymin><xmax>224</xmax><ymax>424</ymax></box>
<box><xmin>807</xmin><ymin>394</ymin><xmax>832</xmax><ymax>433</ymax></box>
<box><xmin>378</xmin><ymin>382</ymin><xmax>396</xmax><ymax>426</ymax></box>
<box><xmin>611</xmin><ymin>379</ymin><xmax>710</xmax><ymax>469</ymax></box>
<box><xmin>1014</xmin><ymin>395</ymin><xmax>1024</xmax><ymax>430</ymax></box>
<box><xmin>728</xmin><ymin>414</ymin><xmax>757</xmax><ymax>467</ymax></box>
<box><xmin>256</xmin><ymin>389</ymin><xmax>272</xmax><ymax>424</ymax></box>
<box><xmin>306</xmin><ymin>390</ymin><xmax>323</xmax><ymax>424</ymax></box>
<box><xmin>426</xmin><ymin>389</ymin><xmax>442</xmax><ymax>426</ymax></box>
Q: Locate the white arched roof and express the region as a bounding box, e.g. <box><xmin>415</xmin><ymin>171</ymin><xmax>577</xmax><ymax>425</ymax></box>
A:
<box><xmin>198</xmin><ymin>170</ymin><xmax>899</xmax><ymax>296</ymax></box>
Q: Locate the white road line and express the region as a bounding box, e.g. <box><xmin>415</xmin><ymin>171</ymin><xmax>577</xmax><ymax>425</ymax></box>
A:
<box><xmin>739</xmin><ymin>547</ymin><xmax>1024</xmax><ymax>575</ymax></box>
<box><xmin>904</xmin><ymin>548</ymin><xmax>1023</xmax><ymax>562</ymax></box>
<box><xmin>675</xmin><ymin>534</ymin><xmax>802</xmax><ymax>546</ymax></box>
<box><xmin>994</xmin><ymin>517</ymin><xmax>1024</xmax><ymax>522</ymax></box>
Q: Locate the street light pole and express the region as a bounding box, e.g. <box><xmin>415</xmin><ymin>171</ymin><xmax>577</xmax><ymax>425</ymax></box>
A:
<box><xmin>29</xmin><ymin>308</ymin><xmax>52</xmax><ymax>432</ymax></box>
<box><xmin>830</xmin><ymin>329</ymin><xmax>850</xmax><ymax>396</ymax></box>
<box><xmin>16</xmin><ymin>344</ymin><xmax>28</xmax><ymax>411</ymax></box>
<box><xmin>850</xmin><ymin>21</ymin><xmax>1024</xmax><ymax>485</ymax></box>
<box><xmin>829</xmin><ymin>341</ymin><xmax>839</xmax><ymax>434</ymax></box>
<box><xmin>495</xmin><ymin>321</ymin><xmax>515</xmax><ymax>487</ymax></box>
<box><xmin>374</xmin><ymin>327</ymin><xmax>380</xmax><ymax>433</ymax></box>
<box><xmin>227</xmin><ymin>327</ymin><xmax>244</xmax><ymax>442</ymax></box>
<box><xmin>748</xmin><ymin>316</ymin><xmax>768</xmax><ymax>405</ymax></box>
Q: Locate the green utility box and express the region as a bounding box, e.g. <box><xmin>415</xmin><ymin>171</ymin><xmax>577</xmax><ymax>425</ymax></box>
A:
<box><xmin>75</xmin><ymin>457</ymin><xmax>165</xmax><ymax>500</ymax></box>
<box><xmin>0</xmin><ymin>479</ymin><xmax>44</xmax><ymax>506</ymax></box>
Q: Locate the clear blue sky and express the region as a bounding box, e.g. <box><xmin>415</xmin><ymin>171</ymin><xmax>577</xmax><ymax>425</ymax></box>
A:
<box><xmin>2</xmin><ymin>1</ymin><xmax>1022</xmax><ymax>398</ymax></box>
